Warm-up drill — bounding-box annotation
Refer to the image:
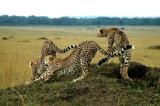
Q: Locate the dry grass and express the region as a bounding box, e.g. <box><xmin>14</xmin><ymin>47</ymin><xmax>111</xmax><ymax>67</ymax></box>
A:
<box><xmin>0</xmin><ymin>26</ymin><xmax>160</xmax><ymax>88</ymax></box>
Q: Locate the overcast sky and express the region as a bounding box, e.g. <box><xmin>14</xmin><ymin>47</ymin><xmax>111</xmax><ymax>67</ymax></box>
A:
<box><xmin>0</xmin><ymin>0</ymin><xmax>160</xmax><ymax>18</ymax></box>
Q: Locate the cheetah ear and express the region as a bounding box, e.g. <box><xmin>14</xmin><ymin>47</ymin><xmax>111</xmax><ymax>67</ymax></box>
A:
<box><xmin>117</xmin><ymin>30</ymin><xmax>123</xmax><ymax>35</ymax></box>
<box><xmin>49</xmin><ymin>56</ymin><xmax>54</xmax><ymax>61</ymax></box>
<box><xmin>29</xmin><ymin>61</ymin><xmax>37</xmax><ymax>68</ymax></box>
<box><xmin>29</xmin><ymin>61</ymin><xmax>34</xmax><ymax>68</ymax></box>
<box><xmin>100</xmin><ymin>29</ymin><xmax>103</xmax><ymax>34</ymax></box>
<box><xmin>111</xmin><ymin>27</ymin><xmax>118</xmax><ymax>31</ymax></box>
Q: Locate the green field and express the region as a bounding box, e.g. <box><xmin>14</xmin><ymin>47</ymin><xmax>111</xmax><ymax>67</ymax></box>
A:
<box><xmin>0</xmin><ymin>26</ymin><xmax>160</xmax><ymax>105</ymax></box>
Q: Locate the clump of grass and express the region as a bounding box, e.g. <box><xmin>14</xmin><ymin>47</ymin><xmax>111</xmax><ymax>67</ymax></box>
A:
<box><xmin>17</xmin><ymin>40</ymin><xmax>30</xmax><ymax>43</ymax></box>
<box><xmin>121</xmin><ymin>27</ymin><xmax>125</xmax><ymax>30</ymax></box>
<box><xmin>54</xmin><ymin>37</ymin><xmax>62</xmax><ymax>40</ymax></box>
<box><xmin>145</xmin><ymin>68</ymin><xmax>160</xmax><ymax>88</ymax></box>
<box><xmin>86</xmin><ymin>27</ymin><xmax>94</xmax><ymax>30</ymax></box>
<box><xmin>37</xmin><ymin>37</ymin><xmax>48</xmax><ymax>40</ymax></box>
<box><xmin>2</xmin><ymin>37</ymin><xmax>8</xmax><ymax>40</ymax></box>
<box><xmin>8</xmin><ymin>36</ymin><xmax>14</xmax><ymax>39</ymax></box>
<box><xmin>148</xmin><ymin>45</ymin><xmax>160</xmax><ymax>50</ymax></box>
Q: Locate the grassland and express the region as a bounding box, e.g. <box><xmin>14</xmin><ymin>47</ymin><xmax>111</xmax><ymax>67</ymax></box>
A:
<box><xmin>0</xmin><ymin>26</ymin><xmax>160</xmax><ymax>88</ymax></box>
<box><xmin>0</xmin><ymin>26</ymin><xmax>160</xmax><ymax>105</ymax></box>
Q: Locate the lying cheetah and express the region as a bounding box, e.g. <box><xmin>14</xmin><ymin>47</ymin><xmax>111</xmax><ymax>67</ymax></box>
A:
<box><xmin>28</xmin><ymin>40</ymin><xmax>77</xmax><ymax>81</ymax></box>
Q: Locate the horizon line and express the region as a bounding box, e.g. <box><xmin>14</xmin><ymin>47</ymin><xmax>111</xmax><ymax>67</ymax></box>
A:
<box><xmin>0</xmin><ymin>14</ymin><xmax>160</xmax><ymax>19</ymax></box>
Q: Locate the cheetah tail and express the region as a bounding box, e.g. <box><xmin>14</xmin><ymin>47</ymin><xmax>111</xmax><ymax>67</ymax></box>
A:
<box><xmin>54</xmin><ymin>45</ymin><xmax>77</xmax><ymax>53</ymax></box>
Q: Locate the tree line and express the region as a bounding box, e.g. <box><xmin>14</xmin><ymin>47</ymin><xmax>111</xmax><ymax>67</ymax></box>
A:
<box><xmin>0</xmin><ymin>15</ymin><xmax>160</xmax><ymax>26</ymax></box>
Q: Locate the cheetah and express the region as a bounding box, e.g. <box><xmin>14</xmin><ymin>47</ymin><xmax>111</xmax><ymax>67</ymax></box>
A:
<box><xmin>97</xmin><ymin>27</ymin><xmax>134</xmax><ymax>80</ymax></box>
<box><xmin>30</xmin><ymin>41</ymin><xmax>132</xmax><ymax>84</ymax></box>
<box><xmin>28</xmin><ymin>40</ymin><xmax>77</xmax><ymax>81</ymax></box>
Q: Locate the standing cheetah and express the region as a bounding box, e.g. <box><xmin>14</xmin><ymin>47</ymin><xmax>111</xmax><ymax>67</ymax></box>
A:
<box><xmin>97</xmin><ymin>27</ymin><xmax>134</xmax><ymax>80</ymax></box>
<box><xmin>30</xmin><ymin>41</ymin><xmax>131</xmax><ymax>83</ymax></box>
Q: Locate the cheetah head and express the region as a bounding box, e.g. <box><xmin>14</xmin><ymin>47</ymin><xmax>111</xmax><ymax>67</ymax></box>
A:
<box><xmin>29</xmin><ymin>59</ymin><xmax>46</xmax><ymax>78</ymax></box>
<box><xmin>29</xmin><ymin>60</ymin><xmax>38</xmax><ymax>72</ymax></box>
<box><xmin>97</xmin><ymin>27</ymin><xmax>119</xmax><ymax>37</ymax></box>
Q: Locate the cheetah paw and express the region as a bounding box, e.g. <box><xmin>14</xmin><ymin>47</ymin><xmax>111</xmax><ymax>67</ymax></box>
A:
<box><xmin>25</xmin><ymin>80</ymin><xmax>32</xmax><ymax>85</ymax></box>
<box><xmin>72</xmin><ymin>79</ymin><xmax>79</xmax><ymax>83</ymax></box>
<box><xmin>96</xmin><ymin>64</ymin><xmax>101</xmax><ymax>68</ymax></box>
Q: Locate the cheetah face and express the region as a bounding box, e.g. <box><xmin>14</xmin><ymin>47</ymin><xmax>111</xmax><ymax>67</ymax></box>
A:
<box><xmin>97</xmin><ymin>27</ymin><xmax>119</xmax><ymax>37</ymax></box>
<box><xmin>44</xmin><ymin>55</ymin><xmax>55</xmax><ymax>65</ymax></box>
<box><xmin>97</xmin><ymin>28</ymin><xmax>105</xmax><ymax>37</ymax></box>
<box><xmin>29</xmin><ymin>60</ymin><xmax>38</xmax><ymax>72</ymax></box>
<box><xmin>29</xmin><ymin>60</ymin><xmax>46</xmax><ymax>77</ymax></box>
<box><xmin>29</xmin><ymin>60</ymin><xmax>40</xmax><ymax>80</ymax></box>
<box><xmin>97</xmin><ymin>28</ymin><xmax>106</xmax><ymax>37</ymax></box>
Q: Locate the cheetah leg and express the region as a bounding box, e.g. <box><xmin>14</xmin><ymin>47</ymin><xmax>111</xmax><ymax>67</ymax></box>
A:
<box><xmin>72</xmin><ymin>66</ymin><xmax>89</xmax><ymax>82</ymax></box>
<box><xmin>111</xmin><ymin>44</ymin><xmax>123</xmax><ymax>56</ymax></box>
<box><xmin>97</xmin><ymin>49</ymin><xmax>123</xmax><ymax>67</ymax></box>
<box><xmin>31</xmin><ymin>67</ymin><xmax>60</xmax><ymax>83</ymax></box>
<box><xmin>73</xmin><ymin>57</ymin><xmax>90</xmax><ymax>82</ymax></box>
<box><xmin>25</xmin><ymin>74</ymin><xmax>40</xmax><ymax>85</ymax></box>
<box><xmin>119</xmin><ymin>50</ymin><xmax>132</xmax><ymax>80</ymax></box>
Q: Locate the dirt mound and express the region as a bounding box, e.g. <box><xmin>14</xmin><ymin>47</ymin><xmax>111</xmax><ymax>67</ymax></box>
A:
<box><xmin>1</xmin><ymin>37</ymin><xmax>8</xmax><ymax>40</ymax></box>
<box><xmin>37</xmin><ymin>37</ymin><xmax>48</xmax><ymax>40</ymax></box>
<box><xmin>149</xmin><ymin>45</ymin><xmax>160</xmax><ymax>50</ymax></box>
<box><xmin>98</xmin><ymin>62</ymin><xmax>160</xmax><ymax>88</ymax></box>
<box><xmin>0</xmin><ymin>62</ymin><xmax>160</xmax><ymax>106</ymax></box>
<box><xmin>94</xmin><ymin>62</ymin><xmax>149</xmax><ymax>79</ymax></box>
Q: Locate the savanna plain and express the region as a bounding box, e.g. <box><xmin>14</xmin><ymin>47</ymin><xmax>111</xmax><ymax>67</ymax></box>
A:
<box><xmin>0</xmin><ymin>26</ymin><xmax>160</xmax><ymax>106</ymax></box>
